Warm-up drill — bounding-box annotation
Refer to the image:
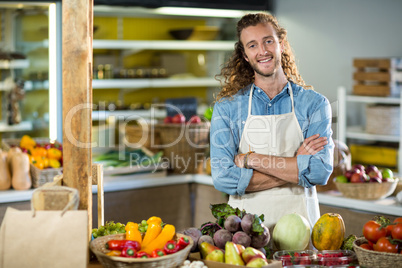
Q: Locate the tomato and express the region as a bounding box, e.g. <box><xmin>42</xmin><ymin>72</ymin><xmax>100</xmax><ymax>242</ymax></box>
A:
<box><xmin>373</xmin><ymin>237</ymin><xmax>399</xmax><ymax>253</ymax></box>
<box><xmin>360</xmin><ymin>243</ymin><xmax>373</xmax><ymax>250</ymax></box>
<box><xmin>391</xmin><ymin>223</ymin><xmax>402</xmax><ymax>240</ymax></box>
<box><xmin>386</xmin><ymin>224</ymin><xmax>394</xmax><ymax>236</ymax></box>
<box><xmin>363</xmin><ymin>220</ymin><xmax>387</xmax><ymax>243</ymax></box>
<box><xmin>394</xmin><ymin>217</ymin><xmax>402</xmax><ymax>224</ymax></box>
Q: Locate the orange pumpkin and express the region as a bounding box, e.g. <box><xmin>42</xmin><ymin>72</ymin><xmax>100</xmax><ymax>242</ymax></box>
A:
<box><xmin>312</xmin><ymin>213</ymin><xmax>345</xmax><ymax>250</ymax></box>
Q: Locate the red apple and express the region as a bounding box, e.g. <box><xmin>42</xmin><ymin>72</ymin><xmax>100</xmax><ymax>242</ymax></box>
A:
<box><xmin>350</xmin><ymin>170</ymin><xmax>368</xmax><ymax>183</ymax></box>
<box><xmin>353</xmin><ymin>164</ymin><xmax>366</xmax><ymax>174</ymax></box>
<box><xmin>187</xmin><ymin>115</ymin><xmax>201</xmax><ymax>124</ymax></box>
<box><xmin>369</xmin><ymin>177</ymin><xmax>382</xmax><ymax>183</ymax></box>
<box><xmin>368</xmin><ymin>169</ymin><xmax>382</xmax><ymax>180</ymax></box>
<box><xmin>171</xmin><ymin>113</ymin><xmax>186</xmax><ymax>124</ymax></box>
<box><xmin>163</xmin><ymin>116</ymin><xmax>173</xmax><ymax>123</ymax></box>
<box><xmin>344</xmin><ymin>169</ymin><xmax>355</xmax><ymax>180</ymax></box>
<box><xmin>382</xmin><ymin>177</ymin><xmax>395</xmax><ymax>182</ymax></box>
<box><xmin>365</xmin><ymin>164</ymin><xmax>378</xmax><ymax>174</ymax></box>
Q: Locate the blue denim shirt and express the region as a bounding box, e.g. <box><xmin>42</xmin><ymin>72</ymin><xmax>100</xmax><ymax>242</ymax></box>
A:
<box><xmin>210</xmin><ymin>81</ymin><xmax>334</xmax><ymax>196</ymax></box>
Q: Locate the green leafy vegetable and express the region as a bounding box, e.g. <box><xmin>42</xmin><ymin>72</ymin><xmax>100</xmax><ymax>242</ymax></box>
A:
<box><xmin>203</xmin><ymin>203</ymin><xmax>265</xmax><ymax>235</ymax></box>
<box><xmin>252</xmin><ymin>214</ymin><xmax>265</xmax><ymax>235</ymax></box>
<box><xmin>199</xmin><ymin>221</ymin><xmax>222</xmax><ymax>237</ymax></box>
<box><xmin>93</xmin><ymin>149</ymin><xmax>162</xmax><ymax>168</ymax></box>
<box><xmin>209</xmin><ymin>203</ymin><xmax>246</xmax><ymax>227</ymax></box>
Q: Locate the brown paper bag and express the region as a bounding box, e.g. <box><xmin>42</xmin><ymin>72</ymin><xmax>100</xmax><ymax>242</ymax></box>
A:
<box><xmin>0</xmin><ymin>206</ymin><xmax>88</xmax><ymax>268</ymax></box>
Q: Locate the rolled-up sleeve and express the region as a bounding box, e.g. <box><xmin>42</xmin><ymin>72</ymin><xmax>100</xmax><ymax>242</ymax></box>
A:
<box><xmin>210</xmin><ymin>102</ymin><xmax>253</xmax><ymax>195</ymax></box>
<box><xmin>297</xmin><ymin>96</ymin><xmax>334</xmax><ymax>188</ymax></box>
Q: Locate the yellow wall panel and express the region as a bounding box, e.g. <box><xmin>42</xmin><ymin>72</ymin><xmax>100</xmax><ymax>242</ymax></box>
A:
<box><xmin>124</xmin><ymin>87</ymin><xmax>207</xmax><ymax>104</ymax></box>
<box><xmin>21</xmin><ymin>14</ymin><xmax>48</xmax><ymax>41</ymax></box>
<box><xmin>122</xmin><ymin>17</ymin><xmax>205</xmax><ymax>40</ymax></box>
<box><xmin>94</xmin><ymin>17</ymin><xmax>118</xmax><ymax>39</ymax></box>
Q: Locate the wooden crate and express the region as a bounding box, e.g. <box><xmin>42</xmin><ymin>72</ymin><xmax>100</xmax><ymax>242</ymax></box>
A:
<box><xmin>353</xmin><ymin>58</ymin><xmax>402</xmax><ymax>96</ymax></box>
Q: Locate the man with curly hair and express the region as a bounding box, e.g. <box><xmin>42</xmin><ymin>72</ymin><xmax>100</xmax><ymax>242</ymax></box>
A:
<box><xmin>210</xmin><ymin>13</ymin><xmax>334</xmax><ymax>231</ymax></box>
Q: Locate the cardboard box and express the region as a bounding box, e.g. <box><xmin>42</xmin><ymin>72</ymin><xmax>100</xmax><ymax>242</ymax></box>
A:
<box><xmin>189</xmin><ymin>253</ymin><xmax>283</xmax><ymax>268</ymax></box>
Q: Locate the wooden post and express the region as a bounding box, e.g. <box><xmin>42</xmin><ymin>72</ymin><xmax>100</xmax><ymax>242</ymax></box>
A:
<box><xmin>62</xmin><ymin>0</ymin><xmax>94</xmax><ymax>239</ymax></box>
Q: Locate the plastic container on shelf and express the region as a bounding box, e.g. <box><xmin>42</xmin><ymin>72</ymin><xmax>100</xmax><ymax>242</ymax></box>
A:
<box><xmin>316</xmin><ymin>250</ymin><xmax>357</xmax><ymax>267</ymax></box>
<box><xmin>273</xmin><ymin>250</ymin><xmax>317</xmax><ymax>267</ymax></box>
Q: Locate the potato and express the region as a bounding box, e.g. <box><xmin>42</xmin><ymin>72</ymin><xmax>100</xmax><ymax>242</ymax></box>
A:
<box><xmin>213</xmin><ymin>229</ymin><xmax>233</xmax><ymax>249</ymax></box>
<box><xmin>232</xmin><ymin>231</ymin><xmax>251</xmax><ymax>247</ymax></box>
<box><xmin>241</xmin><ymin>213</ymin><xmax>255</xmax><ymax>234</ymax></box>
<box><xmin>224</xmin><ymin>215</ymin><xmax>242</xmax><ymax>232</ymax></box>
<box><xmin>251</xmin><ymin>225</ymin><xmax>270</xmax><ymax>248</ymax></box>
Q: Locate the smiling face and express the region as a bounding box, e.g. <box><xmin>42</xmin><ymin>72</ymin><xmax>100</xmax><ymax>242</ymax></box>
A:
<box><xmin>240</xmin><ymin>22</ymin><xmax>284</xmax><ymax>80</ymax></box>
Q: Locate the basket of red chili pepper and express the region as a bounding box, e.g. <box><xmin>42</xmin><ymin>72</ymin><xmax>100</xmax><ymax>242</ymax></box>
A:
<box><xmin>89</xmin><ymin>233</ymin><xmax>193</xmax><ymax>268</ymax></box>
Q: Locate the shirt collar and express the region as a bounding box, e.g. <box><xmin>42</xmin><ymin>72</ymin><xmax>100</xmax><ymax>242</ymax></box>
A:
<box><xmin>251</xmin><ymin>81</ymin><xmax>294</xmax><ymax>101</ymax></box>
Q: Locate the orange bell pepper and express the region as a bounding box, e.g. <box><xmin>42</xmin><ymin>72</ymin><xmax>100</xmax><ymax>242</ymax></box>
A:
<box><xmin>47</xmin><ymin>148</ymin><xmax>62</xmax><ymax>160</ymax></box>
<box><xmin>32</xmin><ymin>156</ymin><xmax>45</xmax><ymax>170</ymax></box>
<box><xmin>31</xmin><ymin>147</ymin><xmax>47</xmax><ymax>158</ymax></box>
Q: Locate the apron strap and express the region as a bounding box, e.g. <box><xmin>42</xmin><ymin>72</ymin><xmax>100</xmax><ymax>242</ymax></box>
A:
<box><xmin>248</xmin><ymin>85</ymin><xmax>254</xmax><ymax>116</ymax></box>
<box><xmin>288</xmin><ymin>82</ymin><xmax>295</xmax><ymax>113</ymax></box>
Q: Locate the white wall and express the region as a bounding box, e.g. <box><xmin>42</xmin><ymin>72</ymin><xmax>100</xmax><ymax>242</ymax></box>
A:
<box><xmin>274</xmin><ymin>0</ymin><xmax>402</xmax><ymax>103</ymax></box>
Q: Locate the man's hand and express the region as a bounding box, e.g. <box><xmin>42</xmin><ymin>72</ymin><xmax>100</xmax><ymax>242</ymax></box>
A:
<box><xmin>296</xmin><ymin>134</ymin><xmax>328</xmax><ymax>156</ymax></box>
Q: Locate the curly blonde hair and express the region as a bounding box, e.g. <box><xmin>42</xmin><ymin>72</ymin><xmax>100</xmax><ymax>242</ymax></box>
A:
<box><xmin>215</xmin><ymin>13</ymin><xmax>312</xmax><ymax>101</ymax></box>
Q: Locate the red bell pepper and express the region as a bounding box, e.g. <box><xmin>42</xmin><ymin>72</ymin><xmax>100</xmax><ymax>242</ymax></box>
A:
<box><xmin>136</xmin><ymin>251</ymin><xmax>151</xmax><ymax>259</ymax></box>
<box><xmin>177</xmin><ymin>236</ymin><xmax>190</xmax><ymax>250</ymax></box>
<box><xmin>121</xmin><ymin>247</ymin><xmax>136</xmax><ymax>258</ymax></box>
<box><xmin>105</xmin><ymin>240</ymin><xmax>140</xmax><ymax>251</ymax></box>
<box><xmin>151</xmin><ymin>248</ymin><xmax>166</xmax><ymax>258</ymax></box>
<box><xmin>164</xmin><ymin>240</ymin><xmax>179</xmax><ymax>254</ymax></box>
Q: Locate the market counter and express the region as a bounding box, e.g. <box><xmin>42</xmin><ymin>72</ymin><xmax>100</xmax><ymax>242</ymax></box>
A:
<box><xmin>0</xmin><ymin>174</ymin><xmax>400</xmax><ymax>234</ymax></box>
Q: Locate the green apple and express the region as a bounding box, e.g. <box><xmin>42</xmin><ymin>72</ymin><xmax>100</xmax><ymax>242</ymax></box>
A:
<box><xmin>334</xmin><ymin>175</ymin><xmax>348</xmax><ymax>183</ymax></box>
<box><xmin>204</xmin><ymin>107</ymin><xmax>213</xmax><ymax>121</ymax></box>
<box><xmin>382</xmin><ymin>168</ymin><xmax>394</xmax><ymax>180</ymax></box>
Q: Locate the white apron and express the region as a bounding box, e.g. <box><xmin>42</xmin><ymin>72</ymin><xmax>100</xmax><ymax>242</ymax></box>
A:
<box><xmin>228</xmin><ymin>83</ymin><xmax>320</xmax><ymax>234</ymax></box>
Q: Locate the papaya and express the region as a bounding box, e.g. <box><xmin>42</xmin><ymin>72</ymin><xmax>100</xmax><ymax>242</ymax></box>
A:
<box><xmin>312</xmin><ymin>213</ymin><xmax>345</xmax><ymax>250</ymax></box>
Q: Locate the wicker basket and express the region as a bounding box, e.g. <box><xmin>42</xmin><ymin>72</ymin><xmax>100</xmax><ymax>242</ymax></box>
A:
<box><xmin>156</xmin><ymin>122</ymin><xmax>210</xmax><ymax>174</ymax></box>
<box><xmin>366</xmin><ymin>105</ymin><xmax>400</xmax><ymax>136</ymax></box>
<box><xmin>2</xmin><ymin>138</ymin><xmax>63</xmax><ymax>188</ymax></box>
<box><xmin>90</xmin><ymin>233</ymin><xmax>193</xmax><ymax>268</ymax></box>
<box><xmin>334</xmin><ymin>179</ymin><xmax>399</xmax><ymax>200</ymax></box>
<box><xmin>392</xmin><ymin>180</ymin><xmax>402</xmax><ymax>196</ymax></box>
<box><xmin>121</xmin><ymin>122</ymin><xmax>161</xmax><ymax>153</ymax></box>
<box><xmin>353</xmin><ymin>237</ymin><xmax>402</xmax><ymax>268</ymax></box>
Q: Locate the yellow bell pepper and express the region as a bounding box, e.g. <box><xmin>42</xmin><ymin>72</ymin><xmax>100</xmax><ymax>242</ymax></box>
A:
<box><xmin>106</xmin><ymin>250</ymin><xmax>121</xmax><ymax>256</ymax></box>
<box><xmin>49</xmin><ymin>159</ymin><xmax>61</xmax><ymax>169</ymax></box>
<box><xmin>147</xmin><ymin>216</ymin><xmax>162</xmax><ymax>225</ymax></box>
<box><xmin>125</xmin><ymin>222</ymin><xmax>142</xmax><ymax>244</ymax></box>
<box><xmin>20</xmin><ymin>135</ymin><xmax>36</xmax><ymax>149</ymax></box>
<box><xmin>142</xmin><ymin>224</ymin><xmax>175</xmax><ymax>254</ymax></box>
<box><xmin>141</xmin><ymin>221</ymin><xmax>162</xmax><ymax>248</ymax></box>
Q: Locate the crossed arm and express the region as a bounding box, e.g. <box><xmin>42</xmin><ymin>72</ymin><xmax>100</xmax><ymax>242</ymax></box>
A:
<box><xmin>234</xmin><ymin>134</ymin><xmax>328</xmax><ymax>192</ymax></box>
